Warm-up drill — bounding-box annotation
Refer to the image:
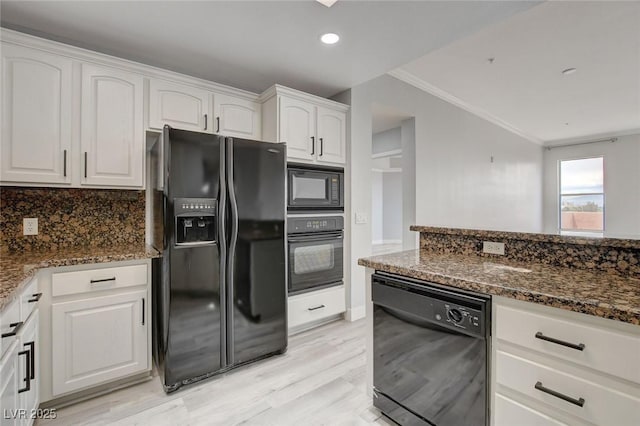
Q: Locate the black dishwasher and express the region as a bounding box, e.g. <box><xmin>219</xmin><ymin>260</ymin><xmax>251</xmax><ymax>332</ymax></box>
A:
<box><xmin>372</xmin><ymin>272</ymin><xmax>490</xmax><ymax>426</ymax></box>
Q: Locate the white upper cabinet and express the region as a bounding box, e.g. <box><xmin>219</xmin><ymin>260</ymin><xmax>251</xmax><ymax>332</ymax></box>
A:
<box><xmin>316</xmin><ymin>106</ymin><xmax>346</xmax><ymax>165</ymax></box>
<box><xmin>148</xmin><ymin>79</ymin><xmax>211</xmax><ymax>133</ymax></box>
<box><xmin>1</xmin><ymin>45</ymin><xmax>72</xmax><ymax>184</ymax></box>
<box><xmin>80</xmin><ymin>64</ymin><xmax>144</xmax><ymax>188</ymax></box>
<box><xmin>262</xmin><ymin>86</ymin><xmax>348</xmax><ymax>165</ymax></box>
<box><xmin>213</xmin><ymin>93</ymin><xmax>261</xmax><ymax>139</ymax></box>
<box><xmin>279</xmin><ymin>96</ymin><xmax>316</xmax><ymax>161</ymax></box>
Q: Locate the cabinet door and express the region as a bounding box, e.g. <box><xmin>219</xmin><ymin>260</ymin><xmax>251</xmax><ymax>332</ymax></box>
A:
<box><xmin>148</xmin><ymin>79</ymin><xmax>211</xmax><ymax>133</ymax></box>
<box><xmin>213</xmin><ymin>93</ymin><xmax>261</xmax><ymax>139</ymax></box>
<box><xmin>0</xmin><ymin>343</ymin><xmax>19</xmax><ymax>426</ymax></box>
<box><xmin>316</xmin><ymin>106</ymin><xmax>346</xmax><ymax>165</ymax></box>
<box><xmin>279</xmin><ymin>96</ymin><xmax>315</xmax><ymax>161</ymax></box>
<box><xmin>18</xmin><ymin>311</ymin><xmax>38</xmax><ymax>426</ymax></box>
<box><xmin>1</xmin><ymin>44</ymin><xmax>72</xmax><ymax>184</ymax></box>
<box><xmin>80</xmin><ymin>64</ymin><xmax>144</xmax><ymax>187</ymax></box>
<box><xmin>51</xmin><ymin>290</ymin><xmax>148</xmax><ymax>396</ymax></box>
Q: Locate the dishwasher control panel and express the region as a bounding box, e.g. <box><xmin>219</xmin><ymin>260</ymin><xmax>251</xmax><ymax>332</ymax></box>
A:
<box><xmin>431</xmin><ymin>302</ymin><xmax>484</xmax><ymax>334</ymax></box>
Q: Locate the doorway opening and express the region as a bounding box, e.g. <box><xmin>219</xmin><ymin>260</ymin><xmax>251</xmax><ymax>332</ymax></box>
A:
<box><xmin>371</xmin><ymin>103</ymin><xmax>415</xmax><ymax>255</ymax></box>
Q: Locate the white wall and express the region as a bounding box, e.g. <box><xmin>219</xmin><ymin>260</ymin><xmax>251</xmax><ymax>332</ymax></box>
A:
<box><xmin>543</xmin><ymin>133</ymin><xmax>640</xmax><ymax>238</ymax></box>
<box><xmin>382</xmin><ymin>172</ymin><xmax>403</xmax><ymax>241</ymax></box>
<box><xmin>371</xmin><ymin>171</ymin><xmax>383</xmax><ymax>243</ymax></box>
<box><xmin>342</xmin><ymin>74</ymin><xmax>543</xmax><ymax>313</ymax></box>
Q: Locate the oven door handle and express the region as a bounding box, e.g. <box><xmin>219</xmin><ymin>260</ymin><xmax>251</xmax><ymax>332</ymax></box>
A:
<box><xmin>288</xmin><ymin>232</ymin><xmax>343</xmax><ymax>242</ymax></box>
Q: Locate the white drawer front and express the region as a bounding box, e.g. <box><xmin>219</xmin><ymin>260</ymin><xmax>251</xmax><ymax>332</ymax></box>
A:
<box><xmin>495</xmin><ymin>393</ymin><xmax>568</xmax><ymax>426</ymax></box>
<box><xmin>0</xmin><ymin>299</ymin><xmax>21</xmax><ymax>360</ymax></box>
<box><xmin>52</xmin><ymin>264</ymin><xmax>147</xmax><ymax>297</ymax></box>
<box><xmin>20</xmin><ymin>277</ymin><xmax>40</xmax><ymax>322</ymax></box>
<box><xmin>288</xmin><ymin>286</ymin><xmax>346</xmax><ymax>329</ymax></box>
<box><xmin>496</xmin><ymin>304</ymin><xmax>640</xmax><ymax>384</ymax></box>
<box><xmin>496</xmin><ymin>350</ymin><xmax>640</xmax><ymax>426</ymax></box>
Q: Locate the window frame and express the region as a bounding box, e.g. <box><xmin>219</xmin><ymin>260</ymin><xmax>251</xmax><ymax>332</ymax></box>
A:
<box><xmin>558</xmin><ymin>155</ymin><xmax>605</xmax><ymax>236</ymax></box>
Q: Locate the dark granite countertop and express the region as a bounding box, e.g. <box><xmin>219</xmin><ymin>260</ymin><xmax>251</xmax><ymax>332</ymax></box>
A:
<box><xmin>359</xmin><ymin>250</ymin><xmax>640</xmax><ymax>326</ymax></box>
<box><xmin>410</xmin><ymin>226</ymin><xmax>640</xmax><ymax>249</ymax></box>
<box><xmin>0</xmin><ymin>245</ymin><xmax>160</xmax><ymax>312</ymax></box>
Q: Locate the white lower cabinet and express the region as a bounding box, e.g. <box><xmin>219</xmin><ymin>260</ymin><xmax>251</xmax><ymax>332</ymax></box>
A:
<box><xmin>0</xmin><ymin>277</ymin><xmax>40</xmax><ymax>426</ymax></box>
<box><xmin>492</xmin><ymin>297</ymin><xmax>640</xmax><ymax>426</ymax></box>
<box><xmin>51</xmin><ymin>289</ymin><xmax>148</xmax><ymax>396</ymax></box>
<box><xmin>0</xmin><ymin>342</ymin><xmax>19</xmax><ymax>426</ymax></box>
<box><xmin>288</xmin><ymin>286</ymin><xmax>346</xmax><ymax>331</ymax></box>
<box><xmin>495</xmin><ymin>394</ymin><xmax>567</xmax><ymax>426</ymax></box>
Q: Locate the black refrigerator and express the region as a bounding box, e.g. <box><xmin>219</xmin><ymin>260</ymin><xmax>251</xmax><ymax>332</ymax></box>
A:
<box><xmin>150</xmin><ymin>126</ymin><xmax>287</xmax><ymax>392</ymax></box>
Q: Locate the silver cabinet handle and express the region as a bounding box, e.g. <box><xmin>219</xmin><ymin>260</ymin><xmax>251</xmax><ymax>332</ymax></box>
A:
<box><xmin>63</xmin><ymin>150</ymin><xmax>67</xmax><ymax>177</ymax></box>
<box><xmin>90</xmin><ymin>277</ymin><xmax>116</xmax><ymax>284</ymax></box>
<box><xmin>2</xmin><ymin>321</ymin><xmax>24</xmax><ymax>338</ymax></box>
<box><xmin>27</xmin><ymin>293</ymin><xmax>42</xmax><ymax>303</ymax></box>
<box><xmin>84</xmin><ymin>152</ymin><xmax>88</xmax><ymax>178</ymax></box>
<box><xmin>204</xmin><ymin>114</ymin><xmax>208</xmax><ymax>130</ymax></box>
<box><xmin>311</xmin><ymin>136</ymin><xmax>315</xmax><ymax>155</ymax></box>
<box><xmin>216</xmin><ymin>116</ymin><xmax>220</xmax><ymax>133</ymax></box>
<box><xmin>319</xmin><ymin>137</ymin><xmax>324</xmax><ymax>156</ymax></box>
<box><xmin>535</xmin><ymin>332</ymin><xmax>585</xmax><ymax>351</ymax></box>
<box><xmin>535</xmin><ymin>381</ymin><xmax>585</xmax><ymax>407</ymax></box>
<box><xmin>308</xmin><ymin>304</ymin><xmax>325</xmax><ymax>311</ymax></box>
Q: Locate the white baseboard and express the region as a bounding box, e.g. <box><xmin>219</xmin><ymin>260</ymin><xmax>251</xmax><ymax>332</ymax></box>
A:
<box><xmin>346</xmin><ymin>305</ymin><xmax>366</xmax><ymax>321</ymax></box>
<box><xmin>372</xmin><ymin>239</ymin><xmax>402</xmax><ymax>245</ymax></box>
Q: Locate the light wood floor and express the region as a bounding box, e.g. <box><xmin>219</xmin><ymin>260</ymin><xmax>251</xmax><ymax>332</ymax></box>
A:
<box><xmin>38</xmin><ymin>319</ymin><xmax>393</xmax><ymax>426</ymax></box>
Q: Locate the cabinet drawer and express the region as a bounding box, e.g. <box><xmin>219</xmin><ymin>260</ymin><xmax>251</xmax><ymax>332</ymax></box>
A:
<box><xmin>52</xmin><ymin>264</ymin><xmax>147</xmax><ymax>297</ymax></box>
<box><xmin>1</xmin><ymin>299</ymin><xmax>20</xmax><ymax>360</ymax></box>
<box><xmin>495</xmin><ymin>304</ymin><xmax>640</xmax><ymax>384</ymax></box>
<box><xmin>288</xmin><ymin>286</ymin><xmax>345</xmax><ymax>329</ymax></box>
<box><xmin>20</xmin><ymin>277</ymin><xmax>40</xmax><ymax>322</ymax></box>
<box><xmin>496</xmin><ymin>350</ymin><xmax>640</xmax><ymax>426</ymax></box>
<box><xmin>495</xmin><ymin>393</ymin><xmax>568</xmax><ymax>426</ymax></box>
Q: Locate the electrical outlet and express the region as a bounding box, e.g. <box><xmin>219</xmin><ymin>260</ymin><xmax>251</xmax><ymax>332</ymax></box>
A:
<box><xmin>483</xmin><ymin>241</ymin><xmax>505</xmax><ymax>255</ymax></box>
<box><xmin>23</xmin><ymin>218</ymin><xmax>38</xmax><ymax>236</ymax></box>
<box><xmin>355</xmin><ymin>212</ymin><xmax>368</xmax><ymax>224</ymax></box>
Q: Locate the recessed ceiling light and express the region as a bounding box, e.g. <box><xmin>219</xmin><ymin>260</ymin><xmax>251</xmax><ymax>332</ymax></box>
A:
<box><xmin>562</xmin><ymin>68</ymin><xmax>577</xmax><ymax>75</ymax></box>
<box><xmin>321</xmin><ymin>33</ymin><xmax>340</xmax><ymax>45</ymax></box>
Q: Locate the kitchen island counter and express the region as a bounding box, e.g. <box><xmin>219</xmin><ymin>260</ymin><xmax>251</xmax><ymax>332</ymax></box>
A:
<box><xmin>359</xmin><ymin>250</ymin><xmax>640</xmax><ymax>325</ymax></box>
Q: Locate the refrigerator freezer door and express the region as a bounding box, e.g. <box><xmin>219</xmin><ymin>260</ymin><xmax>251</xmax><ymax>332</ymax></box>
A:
<box><xmin>226</xmin><ymin>138</ymin><xmax>287</xmax><ymax>366</ymax></box>
<box><xmin>160</xmin><ymin>127</ymin><xmax>227</xmax><ymax>389</ymax></box>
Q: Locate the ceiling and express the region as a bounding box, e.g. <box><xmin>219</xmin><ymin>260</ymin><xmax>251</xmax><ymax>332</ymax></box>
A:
<box><xmin>0</xmin><ymin>0</ymin><xmax>539</xmax><ymax>98</ymax></box>
<box><xmin>395</xmin><ymin>1</ymin><xmax>640</xmax><ymax>144</ymax></box>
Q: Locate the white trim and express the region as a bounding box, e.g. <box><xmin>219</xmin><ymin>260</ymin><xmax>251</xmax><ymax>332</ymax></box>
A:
<box><xmin>259</xmin><ymin>84</ymin><xmax>349</xmax><ymax>111</ymax></box>
<box><xmin>371</xmin><ymin>168</ymin><xmax>401</xmax><ymax>173</ymax></box>
<box><xmin>373</xmin><ymin>239</ymin><xmax>402</xmax><ymax>245</ymax></box>
<box><xmin>387</xmin><ymin>68</ymin><xmax>543</xmax><ymax>146</ymax></box>
<box><xmin>346</xmin><ymin>305</ymin><xmax>365</xmax><ymax>322</ymax></box>
<box><xmin>372</xmin><ymin>149</ymin><xmax>402</xmax><ymax>159</ymax></box>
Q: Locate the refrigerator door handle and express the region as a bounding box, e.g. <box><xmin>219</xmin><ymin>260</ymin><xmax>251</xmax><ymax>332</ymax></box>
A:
<box><xmin>226</xmin><ymin>137</ymin><xmax>239</xmax><ymax>366</ymax></box>
<box><xmin>218</xmin><ymin>137</ymin><xmax>228</xmax><ymax>367</ymax></box>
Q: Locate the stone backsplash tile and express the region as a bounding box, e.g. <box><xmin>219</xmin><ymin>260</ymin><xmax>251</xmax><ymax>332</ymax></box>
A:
<box><xmin>416</xmin><ymin>227</ymin><xmax>639</xmax><ymax>277</ymax></box>
<box><xmin>0</xmin><ymin>187</ymin><xmax>145</xmax><ymax>253</ymax></box>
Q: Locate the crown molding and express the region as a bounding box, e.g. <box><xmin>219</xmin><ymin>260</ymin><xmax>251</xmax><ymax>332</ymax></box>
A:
<box><xmin>258</xmin><ymin>84</ymin><xmax>349</xmax><ymax>111</ymax></box>
<box><xmin>387</xmin><ymin>68</ymin><xmax>543</xmax><ymax>146</ymax></box>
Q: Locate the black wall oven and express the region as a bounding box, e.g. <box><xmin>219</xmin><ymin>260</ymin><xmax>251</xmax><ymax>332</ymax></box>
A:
<box><xmin>287</xmin><ymin>216</ymin><xmax>343</xmax><ymax>295</ymax></box>
<box><xmin>287</xmin><ymin>164</ymin><xmax>343</xmax><ymax>212</ymax></box>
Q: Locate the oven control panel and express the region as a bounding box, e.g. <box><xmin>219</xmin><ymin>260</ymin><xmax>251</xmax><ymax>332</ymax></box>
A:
<box><xmin>287</xmin><ymin>216</ymin><xmax>344</xmax><ymax>233</ymax></box>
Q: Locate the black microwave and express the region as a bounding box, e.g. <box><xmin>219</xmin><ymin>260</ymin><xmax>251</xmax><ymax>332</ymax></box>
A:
<box><xmin>287</xmin><ymin>164</ymin><xmax>344</xmax><ymax>212</ymax></box>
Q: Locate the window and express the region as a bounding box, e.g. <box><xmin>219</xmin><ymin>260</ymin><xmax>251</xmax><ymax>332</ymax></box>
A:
<box><xmin>559</xmin><ymin>157</ymin><xmax>604</xmax><ymax>234</ymax></box>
